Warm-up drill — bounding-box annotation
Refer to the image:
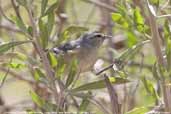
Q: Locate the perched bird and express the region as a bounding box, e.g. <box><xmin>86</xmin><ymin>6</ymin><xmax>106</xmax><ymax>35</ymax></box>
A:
<box><xmin>52</xmin><ymin>31</ymin><xmax>112</xmax><ymax>72</ymax></box>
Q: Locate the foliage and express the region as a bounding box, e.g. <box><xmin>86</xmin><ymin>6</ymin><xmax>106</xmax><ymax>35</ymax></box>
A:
<box><xmin>0</xmin><ymin>0</ymin><xmax>171</xmax><ymax>114</ymax></box>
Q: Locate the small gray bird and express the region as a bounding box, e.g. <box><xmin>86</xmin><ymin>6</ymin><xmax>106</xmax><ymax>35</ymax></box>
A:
<box><xmin>52</xmin><ymin>31</ymin><xmax>111</xmax><ymax>72</ymax></box>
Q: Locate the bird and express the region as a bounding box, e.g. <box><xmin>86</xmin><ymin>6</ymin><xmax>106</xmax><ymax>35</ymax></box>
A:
<box><xmin>52</xmin><ymin>31</ymin><xmax>112</xmax><ymax>72</ymax></box>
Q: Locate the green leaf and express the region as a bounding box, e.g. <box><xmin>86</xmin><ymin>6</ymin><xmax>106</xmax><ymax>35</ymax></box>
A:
<box><xmin>33</xmin><ymin>68</ymin><xmax>46</xmax><ymax>81</ymax></box>
<box><xmin>47</xmin><ymin>52</ymin><xmax>58</xmax><ymax>67</ymax></box>
<box><xmin>41</xmin><ymin>0</ymin><xmax>48</xmax><ymax>16</ymax></box>
<box><xmin>39</xmin><ymin>18</ymin><xmax>48</xmax><ymax>49</ymax></box>
<box><xmin>16</xmin><ymin>0</ymin><xmax>27</xmax><ymax>7</ymax></box>
<box><xmin>0</xmin><ymin>40</ymin><xmax>31</xmax><ymax>54</ymax></box>
<box><xmin>133</xmin><ymin>7</ymin><xmax>144</xmax><ymax>32</ymax></box>
<box><xmin>126</xmin><ymin>31</ymin><xmax>137</xmax><ymax>47</ymax></box>
<box><xmin>54</xmin><ymin>55</ymin><xmax>66</xmax><ymax>78</ymax></box>
<box><xmin>126</xmin><ymin>107</ymin><xmax>149</xmax><ymax>114</ymax></box>
<box><xmin>30</xmin><ymin>91</ymin><xmax>45</xmax><ymax>108</ymax></box>
<box><xmin>163</xmin><ymin>20</ymin><xmax>171</xmax><ymax>69</ymax></box>
<box><xmin>11</xmin><ymin>16</ymin><xmax>27</xmax><ymax>32</ymax></box>
<box><xmin>149</xmin><ymin>0</ymin><xmax>159</xmax><ymax>7</ymax></box>
<box><xmin>26</xmin><ymin>109</ymin><xmax>37</xmax><ymax>114</ymax></box>
<box><xmin>58</xmin><ymin>26</ymin><xmax>88</xmax><ymax>44</ymax></box>
<box><xmin>117</xmin><ymin>40</ymin><xmax>150</xmax><ymax>60</ymax></box>
<box><xmin>116</xmin><ymin>71</ymin><xmax>127</xmax><ymax>78</ymax></box>
<box><xmin>71</xmin><ymin>77</ymin><xmax>129</xmax><ymax>92</ymax></box>
<box><xmin>47</xmin><ymin>12</ymin><xmax>55</xmax><ymax>36</ymax></box>
<box><xmin>152</xmin><ymin>62</ymin><xmax>161</xmax><ymax>80</ymax></box>
<box><xmin>27</xmin><ymin>26</ymin><xmax>33</xmax><ymax>36</ymax></box>
<box><xmin>111</xmin><ymin>12</ymin><xmax>129</xmax><ymax>28</ymax></box>
<box><xmin>111</xmin><ymin>13</ymin><xmax>122</xmax><ymax>22</ymax></box>
<box><xmin>166</xmin><ymin>39</ymin><xmax>171</xmax><ymax>69</ymax></box>
<box><xmin>65</xmin><ymin>59</ymin><xmax>78</xmax><ymax>88</ymax></box>
<box><xmin>44</xmin><ymin>102</ymin><xmax>58</xmax><ymax>112</ymax></box>
<box><xmin>79</xmin><ymin>92</ymin><xmax>91</xmax><ymax>111</ymax></box>
<box><xmin>141</xmin><ymin>76</ymin><xmax>159</xmax><ymax>101</ymax></box>
<box><xmin>44</xmin><ymin>1</ymin><xmax>59</xmax><ymax>16</ymax></box>
<box><xmin>8</xmin><ymin>62</ymin><xmax>26</xmax><ymax>69</ymax></box>
<box><xmin>164</xmin><ymin>20</ymin><xmax>171</xmax><ymax>38</ymax></box>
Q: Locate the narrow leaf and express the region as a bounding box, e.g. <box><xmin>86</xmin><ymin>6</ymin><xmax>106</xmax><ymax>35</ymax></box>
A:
<box><xmin>65</xmin><ymin>59</ymin><xmax>78</xmax><ymax>88</ymax></box>
<box><xmin>33</xmin><ymin>68</ymin><xmax>46</xmax><ymax>81</ymax></box>
<box><xmin>117</xmin><ymin>40</ymin><xmax>150</xmax><ymax>60</ymax></box>
<box><xmin>44</xmin><ymin>1</ymin><xmax>59</xmax><ymax>16</ymax></box>
<box><xmin>111</xmin><ymin>13</ymin><xmax>122</xmax><ymax>22</ymax></box>
<box><xmin>58</xmin><ymin>26</ymin><xmax>88</xmax><ymax>44</ymax></box>
<box><xmin>111</xmin><ymin>12</ymin><xmax>129</xmax><ymax>28</ymax></box>
<box><xmin>16</xmin><ymin>0</ymin><xmax>27</xmax><ymax>7</ymax></box>
<box><xmin>47</xmin><ymin>52</ymin><xmax>58</xmax><ymax>67</ymax></box>
<box><xmin>71</xmin><ymin>77</ymin><xmax>129</xmax><ymax>92</ymax></box>
<box><xmin>47</xmin><ymin>12</ymin><xmax>55</xmax><ymax>36</ymax></box>
<box><xmin>27</xmin><ymin>26</ymin><xmax>33</xmax><ymax>36</ymax></box>
<box><xmin>133</xmin><ymin>7</ymin><xmax>144</xmax><ymax>32</ymax></box>
<box><xmin>141</xmin><ymin>76</ymin><xmax>159</xmax><ymax>101</ymax></box>
<box><xmin>0</xmin><ymin>40</ymin><xmax>31</xmax><ymax>54</ymax></box>
<box><xmin>79</xmin><ymin>92</ymin><xmax>91</xmax><ymax>111</ymax></box>
<box><xmin>12</xmin><ymin>16</ymin><xmax>27</xmax><ymax>32</ymax></box>
<box><xmin>39</xmin><ymin>19</ymin><xmax>48</xmax><ymax>49</ymax></box>
<box><xmin>149</xmin><ymin>0</ymin><xmax>159</xmax><ymax>7</ymax></box>
<box><xmin>30</xmin><ymin>91</ymin><xmax>45</xmax><ymax>108</ymax></box>
<box><xmin>126</xmin><ymin>107</ymin><xmax>149</xmax><ymax>114</ymax></box>
<box><xmin>152</xmin><ymin>62</ymin><xmax>160</xmax><ymax>80</ymax></box>
<box><xmin>41</xmin><ymin>0</ymin><xmax>48</xmax><ymax>16</ymax></box>
<box><xmin>126</xmin><ymin>31</ymin><xmax>137</xmax><ymax>47</ymax></box>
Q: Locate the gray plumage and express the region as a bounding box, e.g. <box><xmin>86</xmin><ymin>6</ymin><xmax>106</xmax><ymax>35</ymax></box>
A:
<box><xmin>52</xmin><ymin>32</ymin><xmax>110</xmax><ymax>72</ymax></box>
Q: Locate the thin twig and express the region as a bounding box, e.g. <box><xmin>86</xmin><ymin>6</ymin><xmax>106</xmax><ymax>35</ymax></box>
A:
<box><xmin>146</xmin><ymin>0</ymin><xmax>164</xmax><ymax>65</ymax></box>
<box><xmin>0</xmin><ymin>67</ymin><xmax>35</xmax><ymax>85</ymax></box>
<box><xmin>0</xmin><ymin>31</ymin><xmax>16</xmax><ymax>88</ymax></box>
<box><xmin>11</xmin><ymin>0</ymin><xmax>22</xmax><ymax>20</ymax></box>
<box><xmin>26</xmin><ymin>4</ymin><xmax>60</xmax><ymax>106</ymax></box>
<box><xmin>96</xmin><ymin>63</ymin><xmax>113</xmax><ymax>75</ymax></box>
<box><xmin>146</xmin><ymin>0</ymin><xmax>170</xmax><ymax>112</ymax></box>
<box><xmin>0</xmin><ymin>24</ymin><xmax>23</xmax><ymax>33</ymax></box>
<box><xmin>104</xmin><ymin>74</ymin><xmax>121</xmax><ymax>114</ymax></box>
<box><xmin>0</xmin><ymin>67</ymin><xmax>10</xmax><ymax>88</ymax></box>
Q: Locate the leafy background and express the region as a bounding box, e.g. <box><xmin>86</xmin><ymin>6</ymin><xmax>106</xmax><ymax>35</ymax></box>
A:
<box><xmin>0</xmin><ymin>0</ymin><xmax>171</xmax><ymax>114</ymax></box>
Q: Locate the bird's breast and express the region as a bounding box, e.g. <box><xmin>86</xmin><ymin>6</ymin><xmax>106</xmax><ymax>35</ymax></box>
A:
<box><xmin>63</xmin><ymin>48</ymin><xmax>98</xmax><ymax>72</ymax></box>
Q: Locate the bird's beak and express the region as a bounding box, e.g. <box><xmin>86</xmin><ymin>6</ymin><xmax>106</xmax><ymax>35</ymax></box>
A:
<box><xmin>104</xmin><ymin>35</ymin><xmax>113</xmax><ymax>39</ymax></box>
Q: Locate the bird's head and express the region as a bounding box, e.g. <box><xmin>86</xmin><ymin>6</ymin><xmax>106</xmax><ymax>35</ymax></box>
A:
<box><xmin>81</xmin><ymin>32</ymin><xmax>112</xmax><ymax>48</ymax></box>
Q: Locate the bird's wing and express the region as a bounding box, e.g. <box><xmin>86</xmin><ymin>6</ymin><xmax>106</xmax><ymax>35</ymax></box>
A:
<box><xmin>52</xmin><ymin>39</ymin><xmax>81</xmax><ymax>55</ymax></box>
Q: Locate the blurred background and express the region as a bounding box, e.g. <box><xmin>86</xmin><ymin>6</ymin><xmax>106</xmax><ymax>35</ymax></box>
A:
<box><xmin>0</xmin><ymin>0</ymin><xmax>171</xmax><ymax>114</ymax></box>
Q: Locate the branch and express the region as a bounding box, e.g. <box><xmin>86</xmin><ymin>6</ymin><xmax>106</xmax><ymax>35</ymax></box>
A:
<box><xmin>146</xmin><ymin>0</ymin><xmax>170</xmax><ymax>112</ymax></box>
<box><xmin>96</xmin><ymin>60</ymin><xmax>123</xmax><ymax>75</ymax></box>
<box><xmin>0</xmin><ymin>24</ymin><xmax>23</xmax><ymax>34</ymax></box>
<box><xmin>0</xmin><ymin>67</ymin><xmax>35</xmax><ymax>85</ymax></box>
<box><xmin>96</xmin><ymin>63</ymin><xmax>113</xmax><ymax>75</ymax></box>
<box><xmin>104</xmin><ymin>74</ymin><xmax>121</xmax><ymax>114</ymax></box>
<box><xmin>26</xmin><ymin>4</ymin><xmax>60</xmax><ymax>105</ymax></box>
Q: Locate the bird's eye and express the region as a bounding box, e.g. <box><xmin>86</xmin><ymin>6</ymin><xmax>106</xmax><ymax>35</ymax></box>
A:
<box><xmin>89</xmin><ymin>33</ymin><xmax>102</xmax><ymax>39</ymax></box>
<box><xmin>95</xmin><ymin>34</ymin><xmax>102</xmax><ymax>37</ymax></box>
